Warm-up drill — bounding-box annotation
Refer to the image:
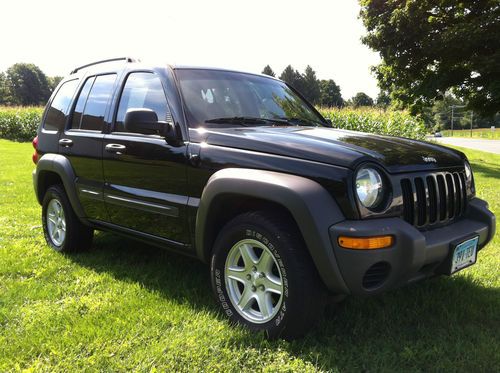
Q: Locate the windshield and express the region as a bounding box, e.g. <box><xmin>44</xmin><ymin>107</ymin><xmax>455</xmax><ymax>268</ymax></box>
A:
<box><xmin>176</xmin><ymin>69</ymin><xmax>325</xmax><ymax>128</ymax></box>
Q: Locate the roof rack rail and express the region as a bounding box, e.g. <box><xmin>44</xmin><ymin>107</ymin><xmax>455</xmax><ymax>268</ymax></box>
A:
<box><xmin>70</xmin><ymin>57</ymin><xmax>138</xmax><ymax>74</ymax></box>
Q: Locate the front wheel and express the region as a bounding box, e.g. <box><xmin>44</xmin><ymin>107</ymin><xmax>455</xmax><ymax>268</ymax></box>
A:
<box><xmin>210</xmin><ymin>211</ymin><xmax>326</xmax><ymax>339</ymax></box>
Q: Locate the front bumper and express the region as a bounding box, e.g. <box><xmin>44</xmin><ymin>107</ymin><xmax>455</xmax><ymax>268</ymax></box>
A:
<box><xmin>329</xmin><ymin>198</ymin><xmax>495</xmax><ymax>296</ymax></box>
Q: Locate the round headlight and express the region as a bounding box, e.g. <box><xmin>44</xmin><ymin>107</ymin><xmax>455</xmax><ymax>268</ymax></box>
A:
<box><xmin>356</xmin><ymin>167</ymin><xmax>384</xmax><ymax>209</ymax></box>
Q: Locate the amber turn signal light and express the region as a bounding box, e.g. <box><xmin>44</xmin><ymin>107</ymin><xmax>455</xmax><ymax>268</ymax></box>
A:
<box><xmin>338</xmin><ymin>235</ymin><xmax>394</xmax><ymax>250</ymax></box>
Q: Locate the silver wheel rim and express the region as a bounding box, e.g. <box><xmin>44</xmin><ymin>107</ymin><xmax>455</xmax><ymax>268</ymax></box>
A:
<box><xmin>46</xmin><ymin>199</ymin><xmax>66</xmax><ymax>246</ymax></box>
<box><xmin>224</xmin><ymin>239</ymin><xmax>284</xmax><ymax>324</ymax></box>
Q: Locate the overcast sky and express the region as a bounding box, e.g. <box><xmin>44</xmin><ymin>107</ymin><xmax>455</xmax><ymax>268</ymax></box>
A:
<box><xmin>0</xmin><ymin>0</ymin><xmax>381</xmax><ymax>99</ymax></box>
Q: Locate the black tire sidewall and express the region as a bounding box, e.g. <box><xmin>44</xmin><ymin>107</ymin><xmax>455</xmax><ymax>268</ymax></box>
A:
<box><xmin>210</xmin><ymin>219</ymin><xmax>293</xmax><ymax>337</ymax></box>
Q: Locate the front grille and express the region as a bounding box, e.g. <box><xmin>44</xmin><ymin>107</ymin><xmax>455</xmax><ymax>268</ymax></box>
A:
<box><xmin>400</xmin><ymin>171</ymin><xmax>467</xmax><ymax>228</ymax></box>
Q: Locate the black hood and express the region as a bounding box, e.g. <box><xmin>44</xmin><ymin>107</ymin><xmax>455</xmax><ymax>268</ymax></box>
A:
<box><xmin>190</xmin><ymin>126</ymin><xmax>466</xmax><ymax>173</ymax></box>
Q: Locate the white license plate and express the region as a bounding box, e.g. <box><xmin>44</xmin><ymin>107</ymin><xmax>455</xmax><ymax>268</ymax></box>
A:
<box><xmin>451</xmin><ymin>236</ymin><xmax>479</xmax><ymax>274</ymax></box>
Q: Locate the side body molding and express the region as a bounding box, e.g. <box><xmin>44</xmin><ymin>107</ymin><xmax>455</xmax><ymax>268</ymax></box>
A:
<box><xmin>195</xmin><ymin>168</ymin><xmax>349</xmax><ymax>294</ymax></box>
<box><xmin>33</xmin><ymin>154</ymin><xmax>88</xmax><ymax>222</ymax></box>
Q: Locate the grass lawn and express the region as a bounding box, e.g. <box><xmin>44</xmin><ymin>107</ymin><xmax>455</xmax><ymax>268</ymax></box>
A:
<box><xmin>441</xmin><ymin>128</ymin><xmax>500</xmax><ymax>139</ymax></box>
<box><xmin>0</xmin><ymin>139</ymin><xmax>498</xmax><ymax>372</ymax></box>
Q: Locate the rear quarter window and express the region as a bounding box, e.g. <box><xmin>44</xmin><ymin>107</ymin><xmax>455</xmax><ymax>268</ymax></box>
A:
<box><xmin>43</xmin><ymin>79</ymin><xmax>79</xmax><ymax>131</ymax></box>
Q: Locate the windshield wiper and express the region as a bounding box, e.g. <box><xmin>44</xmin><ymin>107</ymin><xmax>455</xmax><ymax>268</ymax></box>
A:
<box><xmin>205</xmin><ymin>116</ymin><xmax>317</xmax><ymax>127</ymax></box>
<box><xmin>276</xmin><ymin>117</ymin><xmax>321</xmax><ymax>127</ymax></box>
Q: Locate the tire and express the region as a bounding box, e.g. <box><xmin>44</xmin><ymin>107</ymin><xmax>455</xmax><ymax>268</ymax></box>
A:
<box><xmin>210</xmin><ymin>210</ymin><xmax>326</xmax><ymax>339</ymax></box>
<box><xmin>42</xmin><ymin>185</ymin><xmax>93</xmax><ymax>252</ymax></box>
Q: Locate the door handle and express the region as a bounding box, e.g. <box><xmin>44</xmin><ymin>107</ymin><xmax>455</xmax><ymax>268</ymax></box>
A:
<box><xmin>58</xmin><ymin>138</ymin><xmax>73</xmax><ymax>147</ymax></box>
<box><xmin>105</xmin><ymin>143</ymin><xmax>126</xmax><ymax>154</ymax></box>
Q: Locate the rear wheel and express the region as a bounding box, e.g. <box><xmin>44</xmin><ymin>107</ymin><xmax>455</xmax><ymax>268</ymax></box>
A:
<box><xmin>42</xmin><ymin>185</ymin><xmax>93</xmax><ymax>252</ymax></box>
<box><xmin>210</xmin><ymin>211</ymin><xmax>326</xmax><ymax>339</ymax></box>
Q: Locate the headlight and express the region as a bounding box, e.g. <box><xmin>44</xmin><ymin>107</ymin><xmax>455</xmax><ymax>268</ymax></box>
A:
<box><xmin>464</xmin><ymin>160</ymin><xmax>475</xmax><ymax>195</ymax></box>
<box><xmin>355</xmin><ymin>167</ymin><xmax>384</xmax><ymax>209</ymax></box>
<box><xmin>464</xmin><ymin>161</ymin><xmax>472</xmax><ymax>181</ymax></box>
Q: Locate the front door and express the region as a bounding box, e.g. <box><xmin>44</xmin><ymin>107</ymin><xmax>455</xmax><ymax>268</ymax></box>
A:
<box><xmin>102</xmin><ymin>72</ymin><xmax>189</xmax><ymax>244</ymax></box>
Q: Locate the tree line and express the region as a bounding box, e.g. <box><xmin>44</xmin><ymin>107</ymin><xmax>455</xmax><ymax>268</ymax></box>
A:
<box><xmin>359</xmin><ymin>0</ymin><xmax>499</xmax><ymax>122</ymax></box>
<box><xmin>261</xmin><ymin>64</ymin><xmax>388</xmax><ymax>109</ymax></box>
<box><xmin>0</xmin><ymin>63</ymin><xmax>62</xmax><ymax>106</ymax></box>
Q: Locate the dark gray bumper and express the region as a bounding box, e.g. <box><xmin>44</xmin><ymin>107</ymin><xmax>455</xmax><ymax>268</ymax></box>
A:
<box><xmin>329</xmin><ymin>198</ymin><xmax>495</xmax><ymax>296</ymax></box>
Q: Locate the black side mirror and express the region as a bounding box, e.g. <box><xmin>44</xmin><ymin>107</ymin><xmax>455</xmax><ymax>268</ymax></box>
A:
<box><xmin>325</xmin><ymin>118</ymin><xmax>332</xmax><ymax>125</ymax></box>
<box><xmin>124</xmin><ymin>108</ymin><xmax>182</xmax><ymax>145</ymax></box>
<box><xmin>124</xmin><ymin>108</ymin><xmax>164</xmax><ymax>135</ymax></box>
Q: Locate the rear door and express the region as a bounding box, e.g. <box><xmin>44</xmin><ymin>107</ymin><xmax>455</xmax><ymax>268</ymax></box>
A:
<box><xmin>60</xmin><ymin>73</ymin><xmax>118</xmax><ymax>221</ymax></box>
<box><xmin>102</xmin><ymin>71</ymin><xmax>190</xmax><ymax>244</ymax></box>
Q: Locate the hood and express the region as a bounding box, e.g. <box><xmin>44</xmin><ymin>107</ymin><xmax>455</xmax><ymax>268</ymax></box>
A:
<box><xmin>190</xmin><ymin>126</ymin><xmax>465</xmax><ymax>173</ymax></box>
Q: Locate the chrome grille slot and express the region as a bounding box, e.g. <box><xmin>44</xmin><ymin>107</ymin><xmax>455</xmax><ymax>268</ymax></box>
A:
<box><xmin>401</xmin><ymin>171</ymin><xmax>467</xmax><ymax>228</ymax></box>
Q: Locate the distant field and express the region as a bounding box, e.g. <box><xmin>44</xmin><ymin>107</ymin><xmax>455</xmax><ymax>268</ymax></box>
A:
<box><xmin>0</xmin><ymin>106</ymin><xmax>428</xmax><ymax>142</ymax></box>
<box><xmin>441</xmin><ymin>128</ymin><xmax>500</xmax><ymax>139</ymax></box>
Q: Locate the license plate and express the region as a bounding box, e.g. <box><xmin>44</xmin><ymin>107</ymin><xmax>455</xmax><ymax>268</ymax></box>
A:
<box><xmin>450</xmin><ymin>236</ymin><xmax>479</xmax><ymax>274</ymax></box>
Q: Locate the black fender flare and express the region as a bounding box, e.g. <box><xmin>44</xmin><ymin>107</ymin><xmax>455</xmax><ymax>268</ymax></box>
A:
<box><xmin>34</xmin><ymin>154</ymin><xmax>88</xmax><ymax>222</ymax></box>
<box><xmin>195</xmin><ymin>168</ymin><xmax>349</xmax><ymax>294</ymax></box>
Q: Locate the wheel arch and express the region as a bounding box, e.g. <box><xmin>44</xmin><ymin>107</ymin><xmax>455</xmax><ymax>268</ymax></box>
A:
<box><xmin>34</xmin><ymin>154</ymin><xmax>88</xmax><ymax>223</ymax></box>
<box><xmin>195</xmin><ymin>168</ymin><xmax>349</xmax><ymax>294</ymax></box>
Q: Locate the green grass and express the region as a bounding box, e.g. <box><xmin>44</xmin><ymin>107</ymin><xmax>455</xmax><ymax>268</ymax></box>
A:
<box><xmin>0</xmin><ymin>139</ymin><xmax>498</xmax><ymax>372</ymax></box>
<box><xmin>441</xmin><ymin>128</ymin><xmax>500</xmax><ymax>139</ymax></box>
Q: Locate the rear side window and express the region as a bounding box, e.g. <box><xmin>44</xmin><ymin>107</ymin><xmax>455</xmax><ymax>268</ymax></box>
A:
<box><xmin>43</xmin><ymin>79</ymin><xmax>79</xmax><ymax>131</ymax></box>
<box><xmin>71</xmin><ymin>74</ymin><xmax>116</xmax><ymax>131</ymax></box>
<box><xmin>71</xmin><ymin>77</ymin><xmax>95</xmax><ymax>129</ymax></box>
<box><xmin>114</xmin><ymin>72</ymin><xmax>170</xmax><ymax>133</ymax></box>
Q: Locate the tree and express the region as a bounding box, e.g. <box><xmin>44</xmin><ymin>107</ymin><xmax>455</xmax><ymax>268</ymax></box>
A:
<box><xmin>376</xmin><ymin>91</ymin><xmax>391</xmax><ymax>108</ymax></box>
<box><xmin>359</xmin><ymin>0</ymin><xmax>500</xmax><ymax>117</ymax></box>
<box><xmin>301</xmin><ymin>65</ymin><xmax>321</xmax><ymax>104</ymax></box>
<box><xmin>6</xmin><ymin>63</ymin><xmax>51</xmax><ymax>105</ymax></box>
<box><xmin>319</xmin><ymin>79</ymin><xmax>343</xmax><ymax>107</ymax></box>
<box><xmin>0</xmin><ymin>72</ymin><xmax>10</xmax><ymax>105</ymax></box>
<box><xmin>279</xmin><ymin>65</ymin><xmax>305</xmax><ymax>95</ymax></box>
<box><xmin>261</xmin><ymin>65</ymin><xmax>275</xmax><ymax>77</ymax></box>
<box><xmin>48</xmin><ymin>76</ymin><xmax>63</xmax><ymax>93</ymax></box>
<box><xmin>351</xmin><ymin>92</ymin><xmax>374</xmax><ymax>107</ymax></box>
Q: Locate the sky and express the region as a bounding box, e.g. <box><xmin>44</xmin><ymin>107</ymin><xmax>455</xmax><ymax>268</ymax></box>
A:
<box><xmin>0</xmin><ymin>0</ymin><xmax>381</xmax><ymax>99</ymax></box>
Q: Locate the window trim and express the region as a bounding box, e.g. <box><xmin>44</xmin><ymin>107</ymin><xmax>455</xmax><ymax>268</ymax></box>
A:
<box><xmin>110</xmin><ymin>70</ymin><xmax>172</xmax><ymax>137</ymax></box>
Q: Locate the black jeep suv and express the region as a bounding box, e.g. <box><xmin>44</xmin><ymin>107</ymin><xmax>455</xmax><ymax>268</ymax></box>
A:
<box><xmin>32</xmin><ymin>57</ymin><xmax>495</xmax><ymax>339</ymax></box>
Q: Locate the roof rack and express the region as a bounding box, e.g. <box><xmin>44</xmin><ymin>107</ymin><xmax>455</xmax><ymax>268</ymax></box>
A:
<box><xmin>70</xmin><ymin>57</ymin><xmax>138</xmax><ymax>74</ymax></box>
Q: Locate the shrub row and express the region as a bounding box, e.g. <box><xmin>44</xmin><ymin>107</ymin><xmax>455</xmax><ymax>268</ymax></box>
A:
<box><xmin>0</xmin><ymin>106</ymin><xmax>44</xmax><ymax>142</ymax></box>
<box><xmin>0</xmin><ymin>106</ymin><xmax>427</xmax><ymax>142</ymax></box>
<box><xmin>319</xmin><ymin>107</ymin><xmax>427</xmax><ymax>140</ymax></box>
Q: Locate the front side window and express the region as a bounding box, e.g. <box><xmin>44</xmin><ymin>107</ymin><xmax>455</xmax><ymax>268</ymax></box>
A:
<box><xmin>114</xmin><ymin>72</ymin><xmax>170</xmax><ymax>133</ymax></box>
<box><xmin>78</xmin><ymin>74</ymin><xmax>116</xmax><ymax>131</ymax></box>
<box><xmin>176</xmin><ymin>69</ymin><xmax>324</xmax><ymax>128</ymax></box>
<box><xmin>43</xmin><ymin>79</ymin><xmax>79</xmax><ymax>131</ymax></box>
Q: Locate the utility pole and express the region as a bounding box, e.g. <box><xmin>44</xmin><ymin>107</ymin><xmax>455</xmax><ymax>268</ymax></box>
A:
<box><xmin>470</xmin><ymin>111</ymin><xmax>473</xmax><ymax>137</ymax></box>
<box><xmin>450</xmin><ymin>105</ymin><xmax>466</xmax><ymax>137</ymax></box>
<box><xmin>451</xmin><ymin>106</ymin><xmax>454</xmax><ymax>137</ymax></box>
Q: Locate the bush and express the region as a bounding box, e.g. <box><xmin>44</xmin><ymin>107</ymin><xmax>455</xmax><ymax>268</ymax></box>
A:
<box><xmin>319</xmin><ymin>107</ymin><xmax>427</xmax><ymax>140</ymax></box>
<box><xmin>0</xmin><ymin>106</ymin><xmax>43</xmax><ymax>142</ymax></box>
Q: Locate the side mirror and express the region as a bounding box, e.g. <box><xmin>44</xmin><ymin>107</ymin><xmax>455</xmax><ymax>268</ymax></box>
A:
<box><xmin>124</xmin><ymin>108</ymin><xmax>182</xmax><ymax>145</ymax></box>
<box><xmin>124</xmin><ymin>108</ymin><xmax>164</xmax><ymax>135</ymax></box>
<box><xmin>325</xmin><ymin>118</ymin><xmax>332</xmax><ymax>125</ymax></box>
